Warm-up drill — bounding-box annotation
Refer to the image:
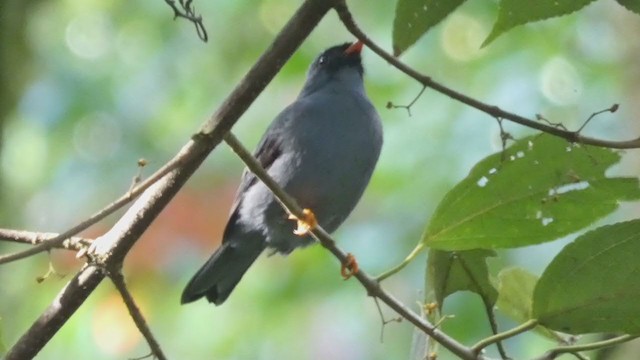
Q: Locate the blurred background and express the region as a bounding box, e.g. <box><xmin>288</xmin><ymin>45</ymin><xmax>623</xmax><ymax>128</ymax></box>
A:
<box><xmin>1</xmin><ymin>0</ymin><xmax>639</xmax><ymax>359</ymax></box>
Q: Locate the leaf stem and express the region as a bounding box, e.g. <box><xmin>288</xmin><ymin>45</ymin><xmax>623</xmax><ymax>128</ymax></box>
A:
<box><xmin>377</xmin><ymin>241</ymin><xmax>425</xmax><ymax>281</ymax></box>
<box><xmin>536</xmin><ymin>334</ymin><xmax>639</xmax><ymax>360</ymax></box>
<box><xmin>471</xmin><ymin>319</ymin><xmax>538</xmax><ymax>354</ymax></box>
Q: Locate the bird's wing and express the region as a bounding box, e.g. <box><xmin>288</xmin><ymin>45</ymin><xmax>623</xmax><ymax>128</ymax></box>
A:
<box><xmin>221</xmin><ymin>119</ymin><xmax>286</xmax><ymax>241</ymax></box>
<box><xmin>235</xmin><ymin>133</ymin><xmax>283</xmax><ymax>202</ymax></box>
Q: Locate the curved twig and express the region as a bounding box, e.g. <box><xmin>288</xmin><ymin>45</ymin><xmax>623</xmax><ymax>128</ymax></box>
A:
<box><xmin>471</xmin><ymin>319</ymin><xmax>538</xmax><ymax>354</ymax></box>
<box><xmin>333</xmin><ymin>0</ymin><xmax>640</xmax><ymax>150</ymax></box>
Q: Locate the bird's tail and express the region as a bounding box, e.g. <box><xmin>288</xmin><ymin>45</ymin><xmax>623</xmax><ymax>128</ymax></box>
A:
<box><xmin>181</xmin><ymin>235</ymin><xmax>266</xmax><ymax>305</ymax></box>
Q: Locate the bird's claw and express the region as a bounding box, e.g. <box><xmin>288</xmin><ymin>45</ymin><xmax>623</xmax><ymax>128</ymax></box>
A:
<box><xmin>341</xmin><ymin>253</ymin><xmax>359</xmax><ymax>280</ymax></box>
<box><xmin>288</xmin><ymin>208</ymin><xmax>317</xmax><ymax>236</ymax></box>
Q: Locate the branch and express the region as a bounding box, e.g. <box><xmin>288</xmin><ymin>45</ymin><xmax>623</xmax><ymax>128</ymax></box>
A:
<box><xmin>333</xmin><ymin>0</ymin><xmax>640</xmax><ymax>150</ymax></box>
<box><xmin>532</xmin><ymin>334</ymin><xmax>639</xmax><ymax>360</ymax></box>
<box><xmin>223</xmin><ymin>132</ymin><xmax>482</xmax><ymax>360</ymax></box>
<box><xmin>107</xmin><ymin>268</ymin><xmax>167</xmax><ymax>360</ymax></box>
<box><xmin>5</xmin><ymin>0</ymin><xmax>334</xmax><ymax>358</ymax></box>
<box><xmin>4</xmin><ymin>265</ymin><xmax>105</xmax><ymax>360</ymax></box>
<box><xmin>0</xmin><ymin>229</ymin><xmax>90</xmax><ymax>251</ymax></box>
<box><xmin>0</xmin><ymin>157</ymin><xmax>180</xmax><ymax>265</ymax></box>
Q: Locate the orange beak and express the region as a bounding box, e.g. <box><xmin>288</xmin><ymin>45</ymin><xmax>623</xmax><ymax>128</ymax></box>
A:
<box><xmin>344</xmin><ymin>40</ymin><xmax>364</xmax><ymax>55</ymax></box>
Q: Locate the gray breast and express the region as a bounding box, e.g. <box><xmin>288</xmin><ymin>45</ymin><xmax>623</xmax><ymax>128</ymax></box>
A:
<box><xmin>241</xmin><ymin>88</ymin><xmax>383</xmax><ymax>253</ymax></box>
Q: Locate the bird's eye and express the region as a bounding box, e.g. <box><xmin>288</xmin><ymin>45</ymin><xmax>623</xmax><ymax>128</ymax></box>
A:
<box><xmin>318</xmin><ymin>56</ymin><xmax>326</xmax><ymax>65</ymax></box>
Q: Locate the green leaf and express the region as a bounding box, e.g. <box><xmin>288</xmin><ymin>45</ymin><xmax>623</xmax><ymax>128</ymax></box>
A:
<box><xmin>496</xmin><ymin>268</ymin><xmax>562</xmax><ymax>341</ymax></box>
<box><xmin>427</xmin><ymin>249</ymin><xmax>498</xmax><ymax>307</ymax></box>
<box><xmin>533</xmin><ymin>220</ymin><xmax>640</xmax><ymax>334</ymax></box>
<box><xmin>496</xmin><ymin>267</ymin><xmax>536</xmax><ymax>322</ymax></box>
<box><xmin>617</xmin><ymin>0</ymin><xmax>640</xmax><ymax>14</ymax></box>
<box><xmin>423</xmin><ymin>134</ymin><xmax>640</xmax><ymax>250</ymax></box>
<box><xmin>392</xmin><ymin>0</ymin><xmax>467</xmax><ymax>56</ymax></box>
<box><xmin>0</xmin><ymin>317</ymin><xmax>4</xmax><ymax>355</ymax></box>
<box><xmin>482</xmin><ymin>0</ymin><xmax>597</xmax><ymax>47</ymax></box>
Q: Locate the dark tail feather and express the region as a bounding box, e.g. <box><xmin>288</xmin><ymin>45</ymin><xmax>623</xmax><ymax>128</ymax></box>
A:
<box><xmin>181</xmin><ymin>237</ymin><xmax>265</xmax><ymax>305</ymax></box>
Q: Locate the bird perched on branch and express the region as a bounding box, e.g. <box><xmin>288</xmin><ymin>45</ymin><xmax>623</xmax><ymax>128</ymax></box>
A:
<box><xmin>181</xmin><ymin>41</ymin><xmax>383</xmax><ymax>305</ymax></box>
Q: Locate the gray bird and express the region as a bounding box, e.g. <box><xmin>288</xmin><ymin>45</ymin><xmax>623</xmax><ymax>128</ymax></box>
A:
<box><xmin>181</xmin><ymin>41</ymin><xmax>383</xmax><ymax>305</ymax></box>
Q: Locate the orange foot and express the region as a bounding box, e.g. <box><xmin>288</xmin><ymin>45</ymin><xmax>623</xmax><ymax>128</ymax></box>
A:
<box><xmin>341</xmin><ymin>253</ymin><xmax>359</xmax><ymax>280</ymax></box>
<box><xmin>288</xmin><ymin>208</ymin><xmax>318</xmax><ymax>236</ymax></box>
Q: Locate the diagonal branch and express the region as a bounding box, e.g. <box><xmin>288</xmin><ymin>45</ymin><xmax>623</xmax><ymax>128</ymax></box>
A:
<box><xmin>4</xmin><ymin>0</ymin><xmax>334</xmax><ymax>358</ymax></box>
<box><xmin>223</xmin><ymin>132</ymin><xmax>482</xmax><ymax>360</ymax></box>
<box><xmin>107</xmin><ymin>268</ymin><xmax>167</xmax><ymax>360</ymax></box>
<box><xmin>333</xmin><ymin>0</ymin><xmax>640</xmax><ymax>150</ymax></box>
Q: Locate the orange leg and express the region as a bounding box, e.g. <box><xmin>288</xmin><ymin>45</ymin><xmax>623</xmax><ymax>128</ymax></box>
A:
<box><xmin>341</xmin><ymin>253</ymin><xmax>359</xmax><ymax>280</ymax></box>
<box><xmin>288</xmin><ymin>208</ymin><xmax>318</xmax><ymax>236</ymax></box>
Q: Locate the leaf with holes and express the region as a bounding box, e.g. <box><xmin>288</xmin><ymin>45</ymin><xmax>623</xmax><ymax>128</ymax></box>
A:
<box><xmin>533</xmin><ymin>220</ymin><xmax>640</xmax><ymax>334</ymax></box>
<box><xmin>427</xmin><ymin>249</ymin><xmax>498</xmax><ymax>307</ymax></box>
<box><xmin>422</xmin><ymin>134</ymin><xmax>640</xmax><ymax>250</ymax></box>
<box><xmin>393</xmin><ymin>0</ymin><xmax>467</xmax><ymax>56</ymax></box>
<box><xmin>482</xmin><ymin>0</ymin><xmax>597</xmax><ymax>47</ymax></box>
<box><xmin>617</xmin><ymin>0</ymin><xmax>640</xmax><ymax>14</ymax></box>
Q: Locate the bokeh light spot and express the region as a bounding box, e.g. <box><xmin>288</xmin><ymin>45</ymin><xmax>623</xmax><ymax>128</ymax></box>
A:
<box><xmin>91</xmin><ymin>294</ymin><xmax>144</xmax><ymax>356</ymax></box>
<box><xmin>73</xmin><ymin>112</ymin><xmax>122</xmax><ymax>161</ymax></box>
<box><xmin>1</xmin><ymin>120</ymin><xmax>48</xmax><ymax>190</ymax></box>
<box><xmin>540</xmin><ymin>57</ymin><xmax>583</xmax><ymax>105</ymax></box>
<box><xmin>115</xmin><ymin>21</ymin><xmax>158</xmax><ymax>67</ymax></box>
<box><xmin>65</xmin><ymin>12</ymin><xmax>113</xmax><ymax>59</ymax></box>
<box><xmin>441</xmin><ymin>13</ymin><xmax>486</xmax><ymax>62</ymax></box>
<box><xmin>259</xmin><ymin>0</ymin><xmax>296</xmax><ymax>34</ymax></box>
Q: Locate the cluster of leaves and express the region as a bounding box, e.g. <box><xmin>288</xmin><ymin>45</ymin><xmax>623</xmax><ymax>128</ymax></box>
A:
<box><xmin>422</xmin><ymin>134</ymin><xmax>640</xmax><ymax>339</ymax></box>
<box><xmin>393</xmin><ymin>0</ymin><xmax>640</xmax><ymax>55</ymax></box>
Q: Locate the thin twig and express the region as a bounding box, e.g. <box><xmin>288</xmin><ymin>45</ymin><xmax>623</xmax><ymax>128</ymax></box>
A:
<box><xmin>494</xmin><ymin>117</ymin><xmax>514</xmax><ymax>154</ymax></box>
<box><xmin>535</xmin><ymin>114</ymin><xmax>568</xmax><ymax>131</ymax></box>
<box><xmin>567</xmin><ymin>352</ymin><xmax>589</xmax><ymax>360</ymax></box>
<box><xmin>386</xmin><ymin>85</ymin><xmax>426</xmax><ymax>116</ymax></box>
<box><xmin>373</xmin><ymin>297</ymin><xmax>403</xmax><ymax>342</ymax></box>
<box><xmin>4</xmin><ymin>265</ymin><xmax>106</xmax><ymax>360</ymax></box>
<box><xmin>532</xmin><ymin>334</ymin><xmax>639</xmax><ymax>360</ymax></box>
<box><xmin>129</xmin><ymin>352</ymin><xmax>154</xmax><ymax>360</ymax></box>
<box><xmin>0</xmin><ymin>229</ymin><xmax>91</xmax><ymax>251</ymax></box>
<box><xmin>333</xmin><ymin>1</ymin><xmax>640</xmax><ymax>150</ymax></box>
<box><xmin>163</xmin><ymin>0</ymin><xmax>208</xmax><ymax>41</ymax></box>
<box><xmin>0</xmin><ymin>157</ymin><xmax>181</xmax><ymax>265</ymax></box>
<box><xmin>575</xmin><ymin>103</ymin><xmax>619</xmax><ymax>133</ymax></box>
<box><xmin>36</xmin><ymin>257</ymin><xmax>66</xmax><ymax>283</ymax></box>
<box><xmin>107</xmin><ymin>269</ymin><xmax>167</xmax><ymax>360</ymax></box>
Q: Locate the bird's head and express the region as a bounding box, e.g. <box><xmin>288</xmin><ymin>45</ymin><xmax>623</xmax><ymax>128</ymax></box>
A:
<box><xmin>301</xmin><ymin>41</ymin><xmax>365</xmax><ymax>96</ymax></box>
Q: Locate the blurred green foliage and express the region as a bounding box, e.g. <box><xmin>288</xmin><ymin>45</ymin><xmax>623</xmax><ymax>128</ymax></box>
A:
<box><xmin>1</xmin><ymin>0</ymin><xmax>639</xmax><ymax>359</ymax></box>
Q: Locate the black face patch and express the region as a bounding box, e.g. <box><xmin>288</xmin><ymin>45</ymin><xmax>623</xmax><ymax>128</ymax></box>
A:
<box><xmin>312</xmin><ymin>43</ymin><xmax>363</xmax><ymax>76</ymax></box>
